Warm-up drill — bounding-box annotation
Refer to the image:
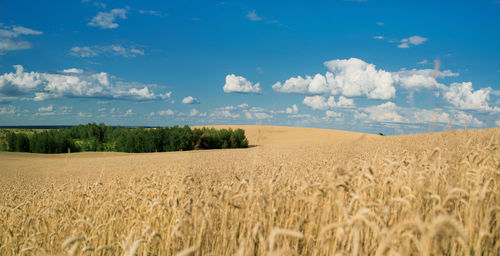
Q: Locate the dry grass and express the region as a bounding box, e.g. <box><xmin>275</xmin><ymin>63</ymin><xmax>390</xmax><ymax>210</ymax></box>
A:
<box><xmin>0</xmin><ymin>126</ymin><xmax>499</xmax><ymax>255</ymax></box>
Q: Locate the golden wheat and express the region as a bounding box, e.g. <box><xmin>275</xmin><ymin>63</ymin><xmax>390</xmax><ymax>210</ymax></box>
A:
<box><xmin>0</xmin><ymin>126</ymin><xmax>499</xmax><ymax>255</ymax></box>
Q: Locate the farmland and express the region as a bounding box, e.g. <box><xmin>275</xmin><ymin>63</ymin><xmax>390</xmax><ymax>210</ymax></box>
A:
<box><xmin>0</xmin><ymin>126</ymin><xmax>499</xmax><ymax>255</ymax></box>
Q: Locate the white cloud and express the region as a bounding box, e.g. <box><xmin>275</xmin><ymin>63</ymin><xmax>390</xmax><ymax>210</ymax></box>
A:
<box><xmin>244</xmin><ymin>110</ymin><xmax>271</xmax><ymax>120</ymax></box>
<box><xmin>249</xmin><ymin>106</ymin><xmax>265</xmax><ymax>112</ymax></box>
<box><xmin>325</xmin><ymin>110</ymin><xmax>341</xmax><ymax>118</ymax></box>
<box><xmin>0</xmin><ymin>25</ymin><xmax>43</xmax><ymax>38</ymax></box>
<box><xmin>210</xmin><ymin>109</ymin><xmax>240</xmax><ymax>119</ymax></box>
<box><xmin>0</xmin><ymin>65</ymin><xmax>171</xmax><ymax>101</ymax></box>
<box><xmin>182</xmin><ymin>96</ymin><xmax>200</xmax><ymax>104</ymax></box>
<box><xmin>223</xmin><ymin>74</ymin><xmax>261</xmax><ymax>94</ymax></box>
<box><xmin>138</xmin><ymin>10</ymin><xmax>162</xmax><ymax>16</ymax></box>
<box><xmin>78</xmin><ymin>112</ymin><xmax>92</xmax><ymax>118</ymax></box>
<box><xmin>274</xmin><ymin>58</ymin><xmax>396</xmax><ymax>100</ymax></box>
<box><xmin>417</xmin><ymin>59</ymin><xmax>429</xmax><ymax>65</ymax></box>
<box><xmin>373</xmin><ymin>36</ymin><xmax>384</xmax><ymax>40</ymax></box>
<box><xmin>0</xmin><ymin>25</ymin><xmax>42</xmax><ymax>54</ymax></box>
<box><xmin>38</xmin><ymin>104</ymin><xmax>53</xmax><ymax>112</ymax></box>
<box><xmin>393</xmin><ymin>68</ymin><xmax>458</xmax><ymax>90</ymax></box>
<box><xmin>303</xmin><ymin>95</ymin><xmax>329</xmax><ymax>110</ymax></box>
<box><xmin>0</xmin><ymin>39</ymin><xmax>32</xmax><ymax>53</ymax></box>
<box><xmin>70</xmin><ymin>45</ymin><xmax>144</xmax><ymax>58</ymax></box>
<box><xmin>59</xmin><ymin>106</ymin><xmax>72</xmax><ymax>114</ymax></box>
<box><xmin>330</xmin><ymin>96</ymin><xmax>355</xmax><ymax>108</ymax></box>
<box><xmin>238</xmin><ymin>103</ymin><xmax>248</xmax><ymax>108</ymax></box>
<box><xmin>88</xmin><ymin>8</ymin><xmax>127</xmax><ymax>29</ymax></box>
<box><xmin>272</xmin><ymin>76</ymin><xmax>309</xmax><ymax>94</ymax></box>
<box><xmin>244</xmin><ymin>111</ymin><xmax>252</xmax><ymax>119</ymax></box>
<box><xmin>411</xmin><ymin>109</ymin><xmax>450</xmax><ymax>124</ymax></box>
<box><xmin>69</xmin><ymin>46</ymin><xmax>98</xmax><ymax>57</ymax></box>
<box><xmin>324</xmin><ymin>58</ymin><xmax>395</xmax><ymax>99</ymax></box>
<box><xmin>61</xmin><ymin>68</ymin><xmax>84</xmax><ymax>74</ymax></box>
<box><xmin>189</xmin><ymin>109</ymin><xmax>199</xmax><ymax>116</ymax></box>
<box><xmin>450</xmin><ymin>110</ymin><xmax>483</xmax><ymax>127</ymax></box>
<box><xmin>254</xmin><ymin>112</ymin><xmax>271</xmax><ymax>119</ymax></box>
<box><xmin>360</xmin><ymin>102</ymin><xmax>408</xmax><ymax>123</ymax></box>
<box><xmin>443</xmin><ymin>82</ymin><xmax>494</xmax><ymax>111</ymax></box>
<box><xmin>286</xmin><ymin>104</ymin><xmax>298</xmax><ymax>114</ymax></box>
<box><xmin>0</xmin><ymin>105</ymin><xmax>18</xmax><ymax>115</ymax></box>
<box><xmin>124</xmin><ymin>109</ymin><xmax>133</xmax><ymax>116</ymax></box>
<box><xmin>246</xmin><ymin>10</ymin><xmax>262</xmax><ymax>21</ymax></box>
<box><xmin>158</xmin><ymin>109</ymin><xmax>174</xmax><ymax>116</ymax></box>
<box><xmin>303</xmin><ymin>95</ymin><xmax>355</xmax><ymax>111</ymax></box>
<box><xmin>398</xmin><ymin>36</ymin><xmax>428</xmax><ymax>48</ymax></box>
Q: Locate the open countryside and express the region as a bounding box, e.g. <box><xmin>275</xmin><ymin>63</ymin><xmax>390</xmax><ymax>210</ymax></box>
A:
<box><xmin>1</xmin><ymin>126</ymin><xmax>499</xmax><ymax>255</ymax></box>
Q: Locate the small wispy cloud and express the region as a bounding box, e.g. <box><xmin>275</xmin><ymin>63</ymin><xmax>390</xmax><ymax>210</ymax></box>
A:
<box><xmin>417</xmin><ymin>59</ymin><xmax>429</xmax><ymax>65</ymax></box>
<box><xmin>246</xmin><ymin>10</ymin><xmax>262</xmax><ymax>21</ymax></box>
<box><xmin>138</xmin><ymin>10</ymin><xmax>163</xmax><ymax>16</ymax></box>
<box><xmin>88</xmin><ymin>8</ymin><xmax>127</xmax><ymax>29</ymax></box>
<box><xmin>397</xmin><ymin>35</ymin><xmax>428</xmax><ymax>48</ymax></box>
<box><xmin>0</xmin><ymin>24</ymin><xmax>43</xmax><ymax>54</ymax></box>
<box><xmin>69</xmin><ymin>44</ymin><xmax>144</xmax><ymax>58</ymax></box>
<box><xmin>373</xmin><ymin>36</ymin><xmax>384</xmax><ymax>40</ymax></box>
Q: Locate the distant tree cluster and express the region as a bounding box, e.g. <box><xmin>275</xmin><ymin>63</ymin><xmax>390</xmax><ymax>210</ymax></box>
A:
<box><xmin>4</xmin><ymin>123</ymin><xmax>248</xmax><ymax>153</ymax></box>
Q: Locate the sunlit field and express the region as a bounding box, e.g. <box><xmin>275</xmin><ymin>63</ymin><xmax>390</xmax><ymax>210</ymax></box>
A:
<box><xmin>1</xmin><ymin>126</ymin><xmax>499</xmax><ymax>255</ymax></box>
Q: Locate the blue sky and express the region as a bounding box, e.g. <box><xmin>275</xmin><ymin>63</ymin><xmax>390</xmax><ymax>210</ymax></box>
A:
<box><xmin>0</xmin><ymin>0</ymin><xmax>499</xmax><ymax>134</ymax></box>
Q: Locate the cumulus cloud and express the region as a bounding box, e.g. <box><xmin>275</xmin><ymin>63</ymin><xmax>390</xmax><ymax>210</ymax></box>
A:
<box><xmin>182</xmin><ymin>96</ymin><xmax>200</xmax><ymax>104</ymax></box>
<box><xmin>360</xmin><ymin>102</ymin><xmax>408</xmax><ymax>123</ymax></box>
<box><xmin>411</xmin><ymin>109</ymin><xmax>450</xmax><ymax>124</ymax></box>
<box><xmin>324</xmin><ymin>58</ymin><xmax>395</xmax><ymax>99</ymax></box>
<box><xmin>273</xmin><ymin>58</ymin><xmax>473</xmax><ymax>103</ymax></box>
<box><xmin>158</xmin><ymin>109</ymin><xmax>174</xmax><ymax>116</ymax></box>
<box><xmin>0</xmin><ymin>65</ymin><xmax>172</xmax><ymax>101</ymax></box>
<box><xmin>443</xmin><ymin>82</ymin><xmax>495</xmax><ymax>111</ymax></box>
<box><xmin>0</xmin><ymin>24</ymin><xmax>43</xmax><ymax>54</ymax></box>
<box><xmin>70</xmin><ymin>44</ymin><xmax>144</xmax><ymax>58</ymax></box>
<box><xmin>303</xmin><ymin>95</ymin><xmax>329</xmax><ymax>110</ymax></box>
<box><xmin>325</xmin><ymin>110</ymin><xmax>342</xmax><ymax>118</ymax></box>
<box><xmin>355</xmin><ymin>104</ymin><xmax>485</xmax><ymax>128</ymax></box>
<box><xmin>450</xmin><ymin>110</ymin><xmax>483</xmax><ymax>127</ymax></box>
<box><xmin>398</xmin><ymin>35</ymin><xmax>428</xmax><ymax>48</ymax></box>
<box><xmin>286</xmin><ymin>104</ymin><xmax>298</xmax><ymax>114</ymax></box>
<box><xmin>88</xmin><ymin>8</ymin><xmax>127</xmax><ymax>29</ymax></box>
<box><xmin>223</xmin><ymin>74</ymin><xmax>261</xmax><ymax>94</ymax></box>
<box><xmin>303</xmin><ymin>95</ymin><xmax>355</xmax><ymax>110</ymax></box>
<box><xmin>393</xmin><ymin>68</ymin><xmax>458</xmax><ymax>90</ymax></box>
<box><xmin>273</xmin><ymin>58</ymin><xmax>396</xmax><ymax>100</ymax></box>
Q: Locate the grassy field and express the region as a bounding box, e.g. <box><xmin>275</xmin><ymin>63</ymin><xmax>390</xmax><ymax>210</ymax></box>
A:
<box><xmin>0</xmin><ymin>126</ymin><xmax>499</xmax><ymax>255</ymax></box>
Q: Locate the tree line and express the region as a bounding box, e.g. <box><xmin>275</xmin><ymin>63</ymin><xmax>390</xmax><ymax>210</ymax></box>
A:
<box><xmin>4</xmin><ymin>123</ymin><xmax>248</xmax><ymax>153</ymax></box>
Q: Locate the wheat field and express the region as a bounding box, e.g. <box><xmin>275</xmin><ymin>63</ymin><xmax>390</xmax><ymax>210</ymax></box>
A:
<box><xmin>0</xmin><ymin>126</ymin><xmax>499</xmax><ymax>255</ymax></box>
